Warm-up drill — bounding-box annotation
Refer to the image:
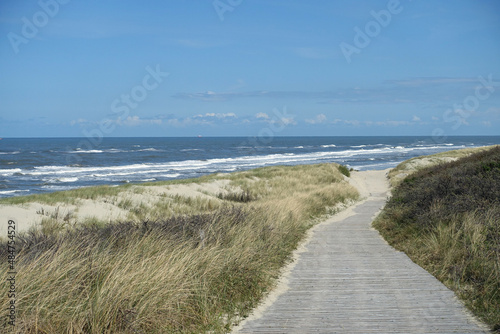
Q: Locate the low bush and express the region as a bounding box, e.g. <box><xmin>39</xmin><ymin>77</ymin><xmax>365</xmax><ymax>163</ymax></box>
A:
<box><xmin>217</xmin><ymin>189</ymin><xmax>256</xmax><ymax>203</ymax></box>
<box><xmin>337</xmin><ymin>164</ymin><xmax>350</xmax><ymax>177</ymax></box>
<box><xmin>374</xmin><ymin>146</ymin><xmax>500</xmax><ymax>330</ymax></box>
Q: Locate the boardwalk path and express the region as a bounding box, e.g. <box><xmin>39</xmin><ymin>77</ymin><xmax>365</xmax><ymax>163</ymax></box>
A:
<box><xmin>234</xmin><ymin>170</ymin><xmax>488</xmax><ymax>333</ymax></box>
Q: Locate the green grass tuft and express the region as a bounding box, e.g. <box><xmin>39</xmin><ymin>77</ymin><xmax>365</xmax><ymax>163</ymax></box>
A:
<box><xmin>337</xmin><ymin>164</ymin><xmax>350</xmax><ymax>177</ymax></box>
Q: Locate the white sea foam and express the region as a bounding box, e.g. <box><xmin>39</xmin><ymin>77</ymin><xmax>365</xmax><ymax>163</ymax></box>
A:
<box><xmin>24</xmin><ymin>147</ymin><xmax>415</xmax><ymax>181</ymax></box>
<box><xmin>0</xmin><ymin>189</ymin><xmax>29</xmax><ymax>195</ymax></box>
<box><xmin>59</xmin><ymin>177</ymin><xmax>79</xmax><ymax>183</ymax></box>
<box><xmin>0</xmin><ymin>142</ymin><xmax>475</xmax><ymax>197</ymax></box>
<box><xmin>321</xmin><ymin>144</ymin><xmax>336</xmax><ymax>148</ymax></box>
<box><xmin>138</xmin><ymin>148</ymin><xmax>161</xmax><ymax>152</ymax></box>
<box><xmin>71</xmin><ymin>149</ymin><xmax>103</xmax><ymax>154</ymax></box>
<box><xmin>0</xmin><ymin>168</ymin><xmax>23</xmax><ymax>176</ymax></box>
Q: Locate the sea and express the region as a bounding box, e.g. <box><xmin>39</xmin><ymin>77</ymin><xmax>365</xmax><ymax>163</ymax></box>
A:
<box><xmin>1</xmin><ymin>136</ymin><xmax>499</xmax><ymax>198</ymax></box>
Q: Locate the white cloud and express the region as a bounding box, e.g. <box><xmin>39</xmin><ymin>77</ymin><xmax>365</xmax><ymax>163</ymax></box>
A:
<box><xmin>412</xmin><ymin>115</ymin><xmax>421</xmax><ymax>122</ymax></box>
<box><xmin>344</xmin><ymin>120</ymin><xmax>360</xmax><ymax>126</ymax></box>
<box><xmin>279</xmin><ymin>117</ymin><xmax>297</xmax><ymax>126</ymax></box>
<box><xmin>305</xmin><ymin>114</ymin><xmax>327</xmax><ymax>124</ymax></box>
<box><xmin>372</xmin><ymin>120</ymin><xmax>410</xmax><ymax>126</ymax></box>
<box><xmin>193</xmin><ymin>113</ymin><xmax>237</xmax><ymax>119</ymax></box>
<box><xmin>383</xmin><ymin>120</ymin><xmax>410</xmax><ymax>126</ymax></box>
<box><xmin>159</xmin><ymin>113</ymin><xmax>240</xmax><ymax>127</ymax></box>
<box><xmin>120</xmin><ymin>116</ymin><xmax>162</xmax><ymax>126</ymax></box>
<box><xmin>257</xmin><ymin>114</ymin><xmax>296</xmax><ymax>126</ymax></box>
<box><xmin>431</xmin><ymin>116</ymin><xmax>440</xmax><ymax>121</ymax></box>
<box><xmin>482</xmin><ymin>121</ymin><xmax>491</xmax><ymax>127</ymax></box>
<box><xmin>336</xmin><ymin>119</ymin><xmax>411</xmax><ymax>127</ymax></box>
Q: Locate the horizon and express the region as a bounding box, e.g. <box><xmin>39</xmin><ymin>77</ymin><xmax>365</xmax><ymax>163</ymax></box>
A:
<box><xmin>2</xmin><ymin>134</ymin><xmax>500</xmax><ymax>140</ymax></box>
<box><xmin>1</xmin><ymin>1</ymin><xmax>499</xmax><ymax>138</ymax></box>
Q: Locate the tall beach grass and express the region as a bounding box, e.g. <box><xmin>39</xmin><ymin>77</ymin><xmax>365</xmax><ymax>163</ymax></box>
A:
<box><xmin>1</xmin><ymin>163</ymin><xmax>358</xmax><ymax>333</ymax></box>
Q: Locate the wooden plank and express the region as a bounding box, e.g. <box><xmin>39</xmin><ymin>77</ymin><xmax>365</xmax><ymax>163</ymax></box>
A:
<box><xmin>234</xmin><ymin>183</ymin><xmax>489</xmax><ymax>333</ymax></box>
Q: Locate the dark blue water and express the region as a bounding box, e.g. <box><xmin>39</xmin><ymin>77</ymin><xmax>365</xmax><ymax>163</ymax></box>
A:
<box><xmin>1</xmin><ymin>136</ymin><xmax>499</xmax><ymax>198</ymax></box>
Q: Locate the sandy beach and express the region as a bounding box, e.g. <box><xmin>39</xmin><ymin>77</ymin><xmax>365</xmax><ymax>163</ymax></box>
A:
<box><xmin>0</xmin><ymin>179</ymin><xmax>236</xmax><ymax>236</ymax></box>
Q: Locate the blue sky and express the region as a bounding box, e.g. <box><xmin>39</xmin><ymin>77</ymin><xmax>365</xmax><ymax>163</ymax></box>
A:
<box><xmin>0</xmin><ymin>0</ymin><xmax>499</xmax><ymax>138</ymax></box>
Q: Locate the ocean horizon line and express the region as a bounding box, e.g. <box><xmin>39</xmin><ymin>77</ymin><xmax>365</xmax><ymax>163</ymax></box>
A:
<box><xmin>1</xmin><ymin>136</ymin><xmax>499</xmax><ymax>198</ymax></box>
<box><xmin>1</xmin><ymin>134</ymin><xmax>500</xmax><ymax>139</ymax></box>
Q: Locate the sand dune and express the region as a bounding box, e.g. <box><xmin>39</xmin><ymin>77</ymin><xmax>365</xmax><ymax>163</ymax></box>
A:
<box><xmin>0</xmin><ymin>179</ymin><xmax>234</xmax><ymax>235</ymax></box>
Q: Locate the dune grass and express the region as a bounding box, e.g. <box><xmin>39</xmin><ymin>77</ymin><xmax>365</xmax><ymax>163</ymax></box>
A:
<box><xmin>374</xmin><ymin>146</ymin><xmax>500</xmax><ymax>331</ymax></box>
<box><xmin>0</xmin><ymin>185</ymin><xmax>132</xmax><ymax>206</ymax></box>
<box><xmin>0</xmin><ymin>163</ymin><xmax>358</xmax><ymax>333</ymax></box>
<box><xmin>0</xmin><ymin>173</ymin><xmax>225</xmax><ymax>207</ymax></box>
<box><xmin>388</xmin><ymin>145</ymin><xmax>498</xmax><ymax>187</ymax></box>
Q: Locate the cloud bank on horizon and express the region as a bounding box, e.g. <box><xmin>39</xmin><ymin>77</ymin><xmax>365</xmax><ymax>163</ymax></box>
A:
<box><xmin>0</xmin><ymin>0</ymin><xmax>499</xmax><ymax>137</ymax></box>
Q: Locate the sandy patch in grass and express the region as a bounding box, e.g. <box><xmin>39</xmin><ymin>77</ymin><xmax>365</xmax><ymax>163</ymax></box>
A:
<box><xmin>144</xmin><ymin>179</ymin><xmax>231</xmax><ymax>198</ymax></box>
<box><xmin>348</xmin><ymin>168</ymin><xmax>391</xmax><ymax>199</ymax></box>
<box><xmin>390</xmin><ymin>156</ymin><xmax>459</xmax><ymax>184</ymax></box>
<box><xmin>388</xmin><ymin>145</ymin><xmax>499</xmax><ymax>186</ymax></box>
<box><xmin>0</xmin><ymin>179</ymin><xmax>234</xmax><ymax>235</ymax></box>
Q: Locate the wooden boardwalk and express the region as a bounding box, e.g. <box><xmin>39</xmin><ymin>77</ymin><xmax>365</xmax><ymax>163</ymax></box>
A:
<box><xmin>234</xmin><ymin>171</ymin><xmax>488</xmax><ymax>333</ymax></box>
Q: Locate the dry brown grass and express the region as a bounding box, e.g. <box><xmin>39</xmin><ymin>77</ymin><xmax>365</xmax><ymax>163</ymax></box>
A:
<box><xmin>0</xmin><ymin>163</ymin><xmax>358</xmax><ymax>333</ymax></box>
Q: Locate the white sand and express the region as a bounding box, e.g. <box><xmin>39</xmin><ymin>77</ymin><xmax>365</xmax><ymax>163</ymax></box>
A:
<box><xmin>348</xmin><ymin>168</ymin><xmax>390</xmax><ymax>199</ymax></box>
<box><xmin>0</xmin><ymin>179</ymin><xmax>233</xmax><ymax>236</ymax></box>
<box><xmin>390</xmin><ymin>156</ymin><xmax>459</xmax><ymax>183</ymax></box>
<box><xmin>232</xmin><ymin>169</ymin><xmax>390</xmax><ymax>331</ymax></box>
<box><xmin>0</xmin><ymin>168</ymin><xmax>390</xmax><ymax>237</ymax></box>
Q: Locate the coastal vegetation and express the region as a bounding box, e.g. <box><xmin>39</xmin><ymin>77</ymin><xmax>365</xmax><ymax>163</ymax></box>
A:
<box><xmin>0</xmin><ymin>163</ymin><xmax>358</xmax><ymax>333</ymax></box>
<box><xmin>387</xmin><ymin>145</ymin><xmax>494</xmax><ymax>187</ymax></box>
<box><xmin>374</xmin><ymin>146</ymin><xmax>500</xmax><ymax>331</ymax></box>
<box><xmin>337</xmin><ymin>164</ymin><xmax>351</xmax><ymax>177</ymax></box>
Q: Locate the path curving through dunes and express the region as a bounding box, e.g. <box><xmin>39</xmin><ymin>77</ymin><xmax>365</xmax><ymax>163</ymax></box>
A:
<box><xmin>234</xmin><ymin>169</ymin><xmax>488</xmax><ymax>333</ymax></box>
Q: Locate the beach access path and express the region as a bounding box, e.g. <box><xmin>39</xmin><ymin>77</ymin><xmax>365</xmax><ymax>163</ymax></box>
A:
<box><xmin>233</xmin><ymin>169</ymin><xmax>488</xmax><ymax>333</ymax></box>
